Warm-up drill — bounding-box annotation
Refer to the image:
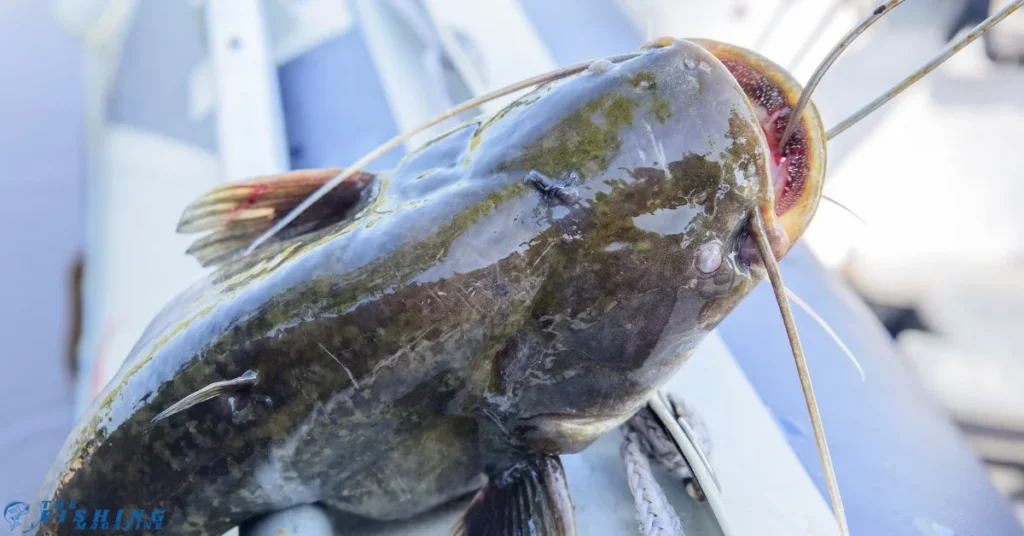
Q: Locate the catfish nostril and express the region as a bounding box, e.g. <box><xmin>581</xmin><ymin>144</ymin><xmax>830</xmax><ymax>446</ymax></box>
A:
<box><xmin>694</xmin><ymin>241</ymin><xmax>723</xmax><ymax>274</ymax></box>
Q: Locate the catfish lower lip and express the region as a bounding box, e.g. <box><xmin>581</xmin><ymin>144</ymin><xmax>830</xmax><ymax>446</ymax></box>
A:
<box><xmin>519</xmin><ymin>411</ymin><xmax>634</xmax><ymax>426</ymax></box>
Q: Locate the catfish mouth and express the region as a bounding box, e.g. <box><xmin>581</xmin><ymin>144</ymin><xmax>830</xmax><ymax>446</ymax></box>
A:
<box><xmin>687</xmin><ymin>39</ymin><xmax>827</xmax><ymax>258</ymax></box>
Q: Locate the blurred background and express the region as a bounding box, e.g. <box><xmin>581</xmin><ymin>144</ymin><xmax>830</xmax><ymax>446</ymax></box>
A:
<box><xmin>2</xmin><ymin>0</ymin><xmax>1023</xmax><ymax>534</ymax></box>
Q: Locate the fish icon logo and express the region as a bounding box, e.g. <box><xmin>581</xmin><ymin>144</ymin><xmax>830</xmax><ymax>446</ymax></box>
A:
<box><xmin>2</xmin><ymin>502</ymin><xmax>30</xmax><ymax>531</ymax></box>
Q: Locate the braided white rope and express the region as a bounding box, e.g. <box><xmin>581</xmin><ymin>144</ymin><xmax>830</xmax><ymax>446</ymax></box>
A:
<box><xmin>621</xmin><ymin>429</ymin><xmax>685</xmax><ymax>536</ymax></box>
<box><xmin>625</xmin><ymin>407</ymin><xmax>692</xmax><ymax>481</ymax></box>
<box><xmin>619</xmin><ymin>394</ymin><xmax>713</xmax><ymax>536</ymax></box>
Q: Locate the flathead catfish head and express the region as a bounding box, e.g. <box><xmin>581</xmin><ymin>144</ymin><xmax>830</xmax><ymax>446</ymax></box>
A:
<box><xmin>474</xmin><ymin>38</ymin><xmax>826</xmax><ymax>452</ymax></box>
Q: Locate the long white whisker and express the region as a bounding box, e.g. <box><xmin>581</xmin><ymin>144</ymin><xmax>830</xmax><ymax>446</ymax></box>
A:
<box><xmin>785</xmin><ymin>287</ymin><xmax>866</xmax><ymax>381</ymax></box>
<box><xmin>823</xmin><ymin>194</ymin><xmax>868</xmax><ymax>227</ymax></box>
<box><xmin>827</xmin><ymin>0</ymin><xmax>1024</xmax><ymax>139</ymax></box>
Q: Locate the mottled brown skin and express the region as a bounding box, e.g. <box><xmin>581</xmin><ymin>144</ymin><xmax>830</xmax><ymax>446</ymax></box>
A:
<box><xmin>35</xmin><ymin>39</ymin><xmax>778</xmax><ymax>535</ymax></box>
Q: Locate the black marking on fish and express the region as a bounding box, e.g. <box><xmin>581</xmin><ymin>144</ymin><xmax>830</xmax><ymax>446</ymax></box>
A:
<box><xmin>524</xmin><ymin>170</ymin><xmax>581</xmax><ymax>205</ymax></box>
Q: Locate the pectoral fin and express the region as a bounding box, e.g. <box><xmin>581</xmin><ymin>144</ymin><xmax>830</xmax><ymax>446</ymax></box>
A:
<box><xmin>452</xmin><ymin>455</ymin><xmax>575</xmax><ymax>536</ymax></box>
<box><xmin>177</xmin><ymin>168</ymin><xmax>378</xmax><ymax>266</ymax></box>
<box><xmin>151</xmin><ymin>370</ymin><xmax>259</xmax><ymax>423</ymax></box>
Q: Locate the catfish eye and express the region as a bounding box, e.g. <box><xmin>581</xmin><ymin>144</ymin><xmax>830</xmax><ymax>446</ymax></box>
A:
<box><xmin>694</xmin><ymin>241</ymin><xmax>723</xmax><ymax>274</ymax></box>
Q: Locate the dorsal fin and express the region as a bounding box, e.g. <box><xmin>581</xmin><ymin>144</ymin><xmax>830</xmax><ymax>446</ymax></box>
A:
<box><xmin>176</xmin><ymin>168</ymin><xmax>377</xmax><ymax>267</ymax></box>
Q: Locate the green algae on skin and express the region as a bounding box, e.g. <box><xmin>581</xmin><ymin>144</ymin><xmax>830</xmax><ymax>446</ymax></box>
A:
<box><xmin>650</xmin><ymin>93</ymin><xmax>672</xmax><ymax>123</ymax></box>
<box><xmin>629</xmin><ymin>71</ymin><xmax>672</xmax><ymax>124</ymax></box>
<box><xmin>629</xmin><ymin>71</ymin><xmax>657</xmax><ymax>89</ymax></box>
<box><xmin>500</xmin><ymin>93</ymin><xmax>639</xmax><ymax>179</ymax></box>
<box><xmin>259</xmin><ymin>181</ymin><xmax>536</xmax><ymax>324</ymax></box>
<box><xmin>468</xmin><ymin>94</ymin><xmax>544</xmax><ymax>154</ymax></box>
<box><xmin>719</xmin><ymin>110</ymin><xmax>769</xmax><ymax>200</ymax></box>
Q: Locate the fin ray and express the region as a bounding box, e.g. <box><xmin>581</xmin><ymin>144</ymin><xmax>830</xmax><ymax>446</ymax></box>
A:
<box><xmin>151</xmin><ymin>370</ymin><xmax>258</xmax><ymax>423</ymax></box>
<box><xmin>176</xmin><ymin>168</ymin><xmax>377</xmax><ymax>267</ymax></box>
<box><xmin>452</xmin><ymin>455</ymin><xmax>574</xmax><ymax>536</ymax></box>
